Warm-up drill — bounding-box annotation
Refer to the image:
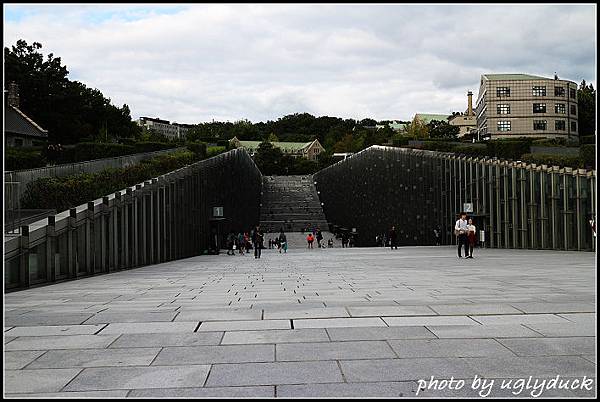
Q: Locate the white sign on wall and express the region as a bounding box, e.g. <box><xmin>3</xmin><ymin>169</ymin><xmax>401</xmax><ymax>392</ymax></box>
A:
<box><xmin>213</xmin><ymin>206</ymin><xmax>224</xmax><ymax>217</ymax></box>
<box><xmin>463</xmin><ymin>203</ymin><xmax>473</xmax><ymax>213</ymax></box>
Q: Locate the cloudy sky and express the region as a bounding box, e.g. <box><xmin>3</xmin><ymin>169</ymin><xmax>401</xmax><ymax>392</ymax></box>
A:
<box><xmin>3</xmin><ymin>3</ymin><xmax>597</xmax><ymax>123</ymax></box>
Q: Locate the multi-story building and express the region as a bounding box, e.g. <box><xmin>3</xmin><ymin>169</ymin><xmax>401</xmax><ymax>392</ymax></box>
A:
<box><xmin>136</xmin><ymin>117</ymin><xmax>193</xmax><ymax>140</ymax></box>
<box><xmin>475</xmin><ymin>74</ymin><xmax>578</xmax><ymax>141</ymax></box>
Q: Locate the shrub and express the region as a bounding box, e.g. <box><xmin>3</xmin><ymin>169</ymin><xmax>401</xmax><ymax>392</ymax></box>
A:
<box><xmin>55</xmin><ymin>142</ymin><xmax>136</xmax><ymax>163</ymax></box>
<box><xmin>6</xmin><ymin>148</ymin><xmax>47</xmax><ymax>170</ymax></box>
<box><xmin>579</xmin><ymin>135</ymin><xmax>596</xmax><ymax>145</ymax></box>
<box><xmin>187</xmin><ymin>141</ymin><xmax>207</xmax><ymax>159</ymax></box>
<box><xmin>520</xmin><ymin>153</ymin><xmax>583</xmax><ymax>169</ymax></box>
<box><xmin>20</xmin><ymin>150</ymin><xmax>198</xmax><ymax>212</ymax></box>
<box><xmin>580</xmin><ymin>144</ymin><xmax>596</xmax><ymax>169</ymax></box>
<box><xmin>453</xmin><ymin>144</ymin><xmax>489</xmax><ymax>158</ymax></box>
<box><xmin>420</xmin><ymin>141</ymin><xmax>458</xmax><ymax>152</ymax></box>
<box><xmin>486</xmin><ymin>138</ymin><xmax>533</xmax><ymax>160</ymax></box>
<box><xmin>134</xmin><ymin>141</ymin><xmax>174</xmax><ymax>153</ymax></box>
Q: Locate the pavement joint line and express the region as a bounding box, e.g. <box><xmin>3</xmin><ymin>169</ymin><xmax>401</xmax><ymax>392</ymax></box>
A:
<box><xmin>20</xmin><ymin>350</ymin><xmax>50</xmax><ymax>370</ymax></box>
<box><xmin>336</xmin><ymin>360</ymin><xmax>348</xmax><ymax>383</ymax></box>
<box><xmin>93</xmin><ymin>323</ymin><xmax>109</xmax><ymax>335</ymax></box>
<box><xmin>57</xmin><ymin>367</ymin><xmax>85</xmax><ymax>392</ymax></box>
<box><xmin>148</xmin><ymin>347</ymin><xmax>164</xmax><ymax>366</ymax></box>
<box><xmin>519</xmin><ymin>323</ymin><xmax>551</xmax><ymax>337</ymax></box>
<box><xmin>170</xmin><ymin>311</ymin><xmax>180</xmax><ymax>322</ymax></box>
<box><xmin>194</xmin><ymin>322</ymin><xmax>203</xmax><ymax>332</ymax></box>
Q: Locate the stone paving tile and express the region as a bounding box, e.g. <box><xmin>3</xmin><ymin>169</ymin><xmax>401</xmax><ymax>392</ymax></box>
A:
<box><xmin>347</xmin><ymin>305</ymin><xmax>437</xmax><ymax>317</ymax></box>
<box><xmin>175</xmin><ymin>309</ymin><xmax>262</xmax><ymax>322</ymax></box>
<box><xmin>99</xmin><ymin>321</ymin><xmax>198</xmax><ymax>335</ymax></box>
<box><xmin>5</xmin><ymin>351</ymin><xmax>47</xmax><ymax>369</ymax></box>
<box><xmin>460</xmin><ymin>356</ymin><xmax>596</xmax><ymax>379</ymax></box>
<box><xmin>522</xmin><ymin>322</ymin><xmax>596</xmax><ymax>337</ymax></box>
<box><xmin>5</xmin><ymin>313</ymin><xmax>94</xmax><ymax>327</ymax></box>
<box><xmin>63</xmin><ymin>365</ymin><xmax>211</xmax><ymax>391</ymax></box>
<box><xmin>197</xmin><ymin>320</ymin><xmax>290</xmax><ymax>332</ymax></box>
<box><xmin>277</xmin><ymin>381</ymin><xmax>417</xmax><ymax>397</ymax></box>
<box><xmin>26</xmin><ymin>348</ymin><xmax>161</xmax><ymax>369</ymax></box>
<box><xmin>5</xmin><ymin>368</ymin><xmax>83</xmax><ymax>393</ymax></box>
<box><xmin>127</xmin><ymin>386</ymin><xmax>275</xmax><ymax>397</ymax></box>
<box><xmin>326</xmin><ymin>326</ymin><xmax>437</xmax><ymax>341</ymax></box>
<box><xmin>221</xmin><ymin>329</ymin><xmax>329</xmax><ymax>345</ymax></box>
<box><xmin>4</xmin><ymin>390</ymin><xmax>130</xmax><ymax>398</ymax></box>
<box><xmin>388</xmin><ymin>338</ymin><xmax>515</xmax><ymax>358</ymax></box>
<box><xmin>427</xmin><ymin>324</ymin><xmax>543</xmax><ymax>339</ymax></box>
<box><xmin>340</xmin><ymin>358</ymin><xmax>479</xmax><ymax>382</ymax></box>
<box><xmin>277</xmin><ymin>340</ymin><xmax>396</xmax><ymax>361</ymax></box>
<box><xmin>470</xmin><ymin>313</ymin><xmax>570</xmax><ymax>325</ymax></box>
<box><xmin>511</xmin><ymin>302</ymin><xmax>596</xmax><ymax>314</ymax></box>
<box><xmin>206</xmin><ymin>361</ymin><xmax>343</xmax><ymax>386</ymax></box>
<box><xmin>293</xmin><ymin>317</ymin><xmax>386</xmax><ymax>328</ymax></box>
<box><xmin>83</xmin><ymin>311</ymin><xmax>177</xmax><ymax>324</ymax></box>
<box><xmin>383</xmin><ymin>315</ymin><xmax>479</xmax><ymax>327</ymax></box>
<box><xmin>497</xmin><ymin>337</ymin><xmax>596</xmax><ymax>356</ymax></box>
<box><xmin>5</xmin><ymin>325</ymin><xmax>106</xmax><ymax>337</ymax></box>
<box><xmin>263</xmin><ymin>307</ymin><xmax>349</xmax><ymax>320</ymax></box>
<box><xmin>109</xmin><ymin>332</ymin><xmax>224</xmax><ymax>348</ymax></box>
<box><xmin>5</xmin><ymin>336</ymin><xmax>17</xmax><ymax>344</ymax></box>
<box><xmin>428</xmin><ymin>303</ymin><xmax>523</xmax><ymax>316</ymax></box>
<box><xmin>152</xmin><ymin>344</ymin><xmax>274</xmax><ymax>365</ymax></box>
<box><xmin>5</xmin><ymin>335</ymin><xmax>120</xmax><ymax>351</ymax></box>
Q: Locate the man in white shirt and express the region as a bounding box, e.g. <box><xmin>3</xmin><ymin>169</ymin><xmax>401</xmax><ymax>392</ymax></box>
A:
<box><xmin>455</xmin><ymin>212</ymin><xmax>469</xmax><ymax>258</ymax></box>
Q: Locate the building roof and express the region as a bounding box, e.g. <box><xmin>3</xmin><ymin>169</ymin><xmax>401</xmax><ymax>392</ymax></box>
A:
<box><xmin>234</xmin><ymin>139</ymin><xmax>317</xmax><ymax>152</ymax></box>
<box><xmin>5</xmin><ymin>104</ymin><xmax>48</xmax><ymax>138</ymax></box>
<box><xmin>482</xmin><ymin>73</ymin><xmax>555</xmax><ymax>81</ymax></box>
<box><xmin>414</xmin><ymin>113</ymin><xmax>451</xmax><ymax>124</ymax></box>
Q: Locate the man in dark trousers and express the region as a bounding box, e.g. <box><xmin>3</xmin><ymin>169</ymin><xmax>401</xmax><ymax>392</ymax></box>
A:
<box><xmin>253</xmin><ymin>225</ymin><xmax>264</xmax><ymax>259</ymax></box>
<box><xmin>389</xmin><ymin>226</ymin><xmax>398</xmax><ymax>250</ymax></box>
<box><xmin>455</xmin><ymin>212</ymin><xmax>469</xmax><ymax>258</ymax></box>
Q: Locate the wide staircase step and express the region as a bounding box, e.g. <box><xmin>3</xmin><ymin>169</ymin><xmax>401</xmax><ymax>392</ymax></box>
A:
<box><xmin>259</xmin><ymin>175</ymin><xmax>329</xmax><ymax>245</ymax></box>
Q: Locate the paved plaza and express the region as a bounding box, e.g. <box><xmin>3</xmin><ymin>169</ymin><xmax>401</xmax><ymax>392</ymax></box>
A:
<box><xmin>4</xmin><ymin>246</ymin><xmax>597</xmax><ymax>398</ymax></box>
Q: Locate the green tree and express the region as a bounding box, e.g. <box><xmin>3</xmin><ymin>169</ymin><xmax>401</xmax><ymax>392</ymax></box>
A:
<box><xmin>427</xmin><ymin>120</ymin><xmax>459</xmax><ymax>139</ymax></box>
<box><xmin>404</xmin><ymin>117</ymin><xmax>429</xmax><ymax>139</ymax></box>
<box><xmin>578</xmin><ymin>80</ymin><xmax>596</xmax><ymax>137</ymax></box>
<box><xmin>254</xmin><ymin>140</ymin><xmax>285</xmax><ymax>175</ymax></box>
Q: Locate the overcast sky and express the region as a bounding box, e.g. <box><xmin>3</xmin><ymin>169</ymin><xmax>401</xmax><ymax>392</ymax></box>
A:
<box><xmin>3</xmin><ymin>3</ymin><xmax>597</xmax><ymax>123</ymax></box>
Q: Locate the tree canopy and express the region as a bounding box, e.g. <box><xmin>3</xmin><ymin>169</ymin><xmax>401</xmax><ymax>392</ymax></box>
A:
<box><xmin>578</xmin><ymin>80</ymin><xmax>595</xmax><ymax>137</ymax></box>
<box><xmin>4</xmin><ymin>39</ymin><xmax>140</xmax><ymax>144</ymax></box>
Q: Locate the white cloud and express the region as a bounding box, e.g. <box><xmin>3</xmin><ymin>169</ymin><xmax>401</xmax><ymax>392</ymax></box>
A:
<box><xmin>3</xmin><ymin>4</ymin><xmax>596</xmax><ymax>123</ymax></box>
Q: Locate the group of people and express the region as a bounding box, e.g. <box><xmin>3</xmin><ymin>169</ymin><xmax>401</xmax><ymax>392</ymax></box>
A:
<box><xmin>227</xmin><ymin>227</ymin><xmax>289</xmax><ymax>258</ymax></box>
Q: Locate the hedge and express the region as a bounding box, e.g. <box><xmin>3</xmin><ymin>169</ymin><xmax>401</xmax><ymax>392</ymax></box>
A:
<box><xmin>520</xmin><ymin>153</ymin><xmax>584</xmax><ymax>169</ymax></box>
<box><xmin>579</xmin><ymin>135</ymin><xmax>596</xmax><ymax>145</ymax></box>
<box><xmin>485</xmin><ymin>138</ymin><xmax>533</xmax><ymax>160</ymax></box>
<box><xmin>21</xmin><ymin>150</ymin><xmax>197</xmax><ymax>212</ymax></box>
<box><xmin>187</xmin><ymin>141</ymin><xmax>207</xmax><ymax>159</ymax></box>
<box><xmin>6</xmin><ymin>148</ymin><xmax>47</xmax><ymax>171</ymax></box>
<box><xmin>580</xmin><ymin>144</ymin><xmax>596</xmax><ymax>169</ymax></box>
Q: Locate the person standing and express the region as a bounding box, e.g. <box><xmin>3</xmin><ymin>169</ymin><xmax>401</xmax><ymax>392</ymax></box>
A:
<box><xmin>316</xmin><ymin>228</ymin><xmax>323</xmax><ymax>248</ymax></box>
<box><xmin>467</xmin><ymin>219</ymin><xmax>476</xmax><ymax>258</ymax></box>
<box><xmin>253</xmin><ymin>226</ymin><xmax>264</xmax><ymax>259</ymax></box>
<box><xmin>389</xmin><ymin>226</ymin><xmax>398</xmax><ymax>250</ymax></box>
<box><xmin>279</xmin><ymin>230</ymin><xmax>288</xmax><ymax>253</ymax></box>
<box><xmin>341</xmin><ymin>233</ymin><xmax>348</xmax><ymax>248</ymax></box>
<box><xmin>237</xmin><ymin>232</ymin><xmax>245</xmax><ymax>254</ymax></box>
<box><xmin>226</xmin><ymin>232</ymin><xmax>236</xmax><ymax>256</ymax></box>
<box><xmin>306</xmin><ymin>232</ymin><xmax>315</xmax><ymax>249</ymax></box>
<box><xmin>434</xmin><ymin>227</ymin><xmax>441</xmax><ymax>246</ymax></box>
<box><xmin>455</xmin><ymin>212</ymin><xmax>469</xmax><ymax>258</ymax></box>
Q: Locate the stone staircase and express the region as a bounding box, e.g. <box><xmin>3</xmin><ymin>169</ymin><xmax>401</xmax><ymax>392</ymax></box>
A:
<box><xmin>260</xmin><ymin>175</ymin><xmax>329</xmax><ymax>234</ymax></box>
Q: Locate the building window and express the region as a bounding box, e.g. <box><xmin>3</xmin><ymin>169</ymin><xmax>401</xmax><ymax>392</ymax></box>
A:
<box><xmin>555</xmin><ymin>120</ymin><xmax>566</xmax><ymax>131</ymax></box>
<box><xmin>555</xmin><ymin>103</ymin><xmax>566</xmax><ymax>114</ymax></box>
<box><xmin>554</xmin><ymin>86</ymin><xmax>565</xmax><ymax>97</ymax></box>
<box><xmin>570</xmin><ymin>105</ymin><xmax>577</xmax><ymax>115</ymax></box>
<box><xmin>533</xmin><ymin>120</ymin><xmax>547</xmax><ymax>131</ymax></box>
<box><xmin>533</xmin><ymin>103</ymin><xmax>546</xmax><ymax>113</ymax></box>
<box><xmin>496</xmin><ymin>87</ymin><xmax>510</xmax><ymax>97</ymax></box>
<box><xmin>497</xmin><ymin>121</ymin><xmax>511</xmax><ymax>132</ymax></box>
<box><xmin>497</xmin><ymin>104</ymin><xmax>510</xmax><ymax>114</ymax></box>
<box><xmin>570</xmin><ymin>88</ymin><xmax>576</xmax><ymax>99</ymax></box>
<box><xmin>571</xmin><ymin>121</ymin><xmax>577</xmax><ymax>132</ymax></box>
<box><xmin>532</xmin><ymin>86</ymin><xmax>546</xmax><ymax>96</ymax></box>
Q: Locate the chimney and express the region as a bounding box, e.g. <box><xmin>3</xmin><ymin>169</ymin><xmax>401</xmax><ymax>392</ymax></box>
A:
<box><xmin>7</xmin><ymin>81</ymin><xmax>20</xmax><ymax>108</ymax></box>
<box><xmin>467</xmin><ymin>91</ymin><xmax>473</xmax><ymax>116</ymax></box>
